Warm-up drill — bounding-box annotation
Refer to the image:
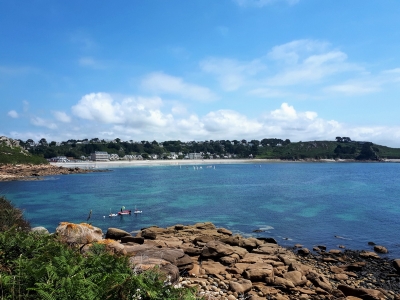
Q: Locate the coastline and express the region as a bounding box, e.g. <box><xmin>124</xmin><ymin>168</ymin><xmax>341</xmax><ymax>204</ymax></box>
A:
<box><xmin>2</xmin><ymin>158</ymin><xmax>400</xmax><ymax>181</ymax></box>
<box><xmin>51</xmin><ymin>158</ymin><xmax>400</xmax><ymax>169</ymax></box>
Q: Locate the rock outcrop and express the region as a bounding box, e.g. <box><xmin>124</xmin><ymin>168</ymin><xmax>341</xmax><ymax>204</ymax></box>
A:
<box><xmin>0</xmin><ymin>164</ymin><xmax>103</xmax><ymax>181</ymax></box>
<box><xmin>55</xmin><ymin>221</ymin><xmax>400</xmax><ymax>299</ymax></box>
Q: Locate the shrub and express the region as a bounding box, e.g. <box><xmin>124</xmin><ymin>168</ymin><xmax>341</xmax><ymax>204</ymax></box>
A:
<box><xmin>0</xmin><ymin>196</ymin><xmax>30</xmax><ymax>232</ymax></box>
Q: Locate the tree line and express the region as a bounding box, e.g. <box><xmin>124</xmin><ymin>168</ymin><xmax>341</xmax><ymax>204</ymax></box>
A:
<box><xmin>20</xmin><ymin>138</ymin><xmax>291</xmax><ymax>159</ymax></box>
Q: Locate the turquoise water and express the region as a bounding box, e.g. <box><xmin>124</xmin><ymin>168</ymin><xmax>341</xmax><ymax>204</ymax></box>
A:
<box><xmin>1</xmin><ymin>162</ymin><xmax>400</xmax><ymax>257</ymax></box>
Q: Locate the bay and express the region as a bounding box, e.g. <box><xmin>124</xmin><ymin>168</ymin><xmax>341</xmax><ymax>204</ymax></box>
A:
<box><xmin>1</xmin><ymin>162</ymin><xmax>400</xmax><ymax>258</ymax></box>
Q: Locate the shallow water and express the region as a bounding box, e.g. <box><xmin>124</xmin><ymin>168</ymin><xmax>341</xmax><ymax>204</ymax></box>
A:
<box><xmin>1</xmin><ymin>162</ymin><xmax>400</xmax><ymax>257</ymax></box>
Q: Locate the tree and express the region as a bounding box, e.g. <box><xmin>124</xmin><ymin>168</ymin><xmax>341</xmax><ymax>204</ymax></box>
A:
<box><xmin>39</xmin><ymin>138</ymin><xmax>48</xmax><ymax>146</ymax></box>
<box><xmin>335</xmin><ymin>137</ymin><xmax>343</xmax><ymax>142</ymax></box>
<box><xmin>343</xmin><ymin>137</ymin><xmax>352</xmax><ymax>143</ymax></box>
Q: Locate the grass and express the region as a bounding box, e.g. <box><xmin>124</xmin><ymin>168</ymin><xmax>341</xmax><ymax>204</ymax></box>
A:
<box><xmin>0</xmin><ymin>143</ymin><xmax>48</xmax><ymax>165</ymax></box>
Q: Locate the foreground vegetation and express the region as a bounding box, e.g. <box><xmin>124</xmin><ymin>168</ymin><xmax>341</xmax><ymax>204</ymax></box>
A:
<box><xmin>0</xmin><ymin>196</ymin><xmax>197</xmax><ymax>300</ymax></box>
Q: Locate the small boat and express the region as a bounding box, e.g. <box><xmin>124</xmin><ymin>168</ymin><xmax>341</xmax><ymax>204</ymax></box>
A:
<box><xmin>109</xmin><ymin>208</ymin><xmax>118</xmax><ymax>217</ymax></box>
<box><xmin>118</xmin><ymin>210</ymin><xmax>131</xmax><ymax>216</ymax></box>
<box><xmin>133</xmin><ymin>206</ymin><xmax>142</xmax><ymax>214</ymax></box>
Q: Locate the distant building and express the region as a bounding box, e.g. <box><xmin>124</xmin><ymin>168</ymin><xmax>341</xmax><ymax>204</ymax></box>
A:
<box><xmin>188</xmin><ymin>153</ymin><xmax>202</xmax><ymax>160</ymax></box>
<box><xmin>91</xmin><ymin>151</ymin><xmax>109</xmax><ymax>161</ymax></box>
<box><xmin>48</xmin><ymin>156</ymin><xmax>69</xmax><ymax>162</ymax></box>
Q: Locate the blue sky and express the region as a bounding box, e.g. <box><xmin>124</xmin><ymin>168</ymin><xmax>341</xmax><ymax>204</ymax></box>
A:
<box><xmin>1</xmin><ymin>0</ymin><xmax>400</xmax><ymax>146</ymax></box>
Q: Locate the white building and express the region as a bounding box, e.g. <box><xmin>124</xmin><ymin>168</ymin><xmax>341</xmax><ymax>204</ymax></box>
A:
<box><xmin>91</xmin><ymin>151</ymin><xmax>109</xmax><ymax>161</ymax></box>
<box><xmin>188</xmin><ymin>153</ymin><xmax>202</xmax><ymax>160</ymax></box>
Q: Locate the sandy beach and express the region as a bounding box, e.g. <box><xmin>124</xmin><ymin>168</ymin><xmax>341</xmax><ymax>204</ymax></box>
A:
<box><xmin>50</xmin><ymin>157</ymin><xmax>400</xmax><ymax>169</ymax></box>
<box><xmin>51</xmin><ymin>158</ymin><xmax>282</xmax><ymax>169</ymax></box>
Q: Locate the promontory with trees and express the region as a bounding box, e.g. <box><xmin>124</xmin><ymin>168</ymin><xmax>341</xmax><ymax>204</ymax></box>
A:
<box><xmin>2</xmin><ymin>135</ymin><xmax>400</xmax><ymax>165</ymax></box>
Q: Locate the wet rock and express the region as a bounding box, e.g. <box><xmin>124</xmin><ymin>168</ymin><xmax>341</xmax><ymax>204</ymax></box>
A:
<box><xmin>374</xmin><ymin>245</ymin><xmax>388</xmax><ymax>254</ymax></box>
<box><xmin>297</xmin><ymin>248</ymin><xmax>310</xmax><ymax>256</ymax></box>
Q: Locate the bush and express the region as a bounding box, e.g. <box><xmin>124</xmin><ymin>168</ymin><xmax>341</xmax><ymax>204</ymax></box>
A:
<box><xmin>0</xmin><ymin>199</ymin><xmax>197</xmax><ymax>300</ymax></box>
<box><xmin>0</xmin><ymin>196</ymin><xmax>30</xmax><ymax>232</ymax></box>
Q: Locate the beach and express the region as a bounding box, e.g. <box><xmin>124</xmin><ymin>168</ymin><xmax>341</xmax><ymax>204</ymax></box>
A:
<box><xmin>51</xmin><ymin>158</ymin><xmax>282</xmax><ymax>169</ymax></box>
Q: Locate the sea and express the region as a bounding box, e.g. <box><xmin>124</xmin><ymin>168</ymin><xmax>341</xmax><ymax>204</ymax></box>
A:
<box><xmin>1</xmin><ymin>162</ymin><xmax>400</xmax><ymax>258</ymax></box>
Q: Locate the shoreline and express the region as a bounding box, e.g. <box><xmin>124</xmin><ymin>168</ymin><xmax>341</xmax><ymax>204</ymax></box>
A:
<box><xmin>51</xmin><ymin>158</ymin><xmax>400</xmax><ymax>169</ymax></box>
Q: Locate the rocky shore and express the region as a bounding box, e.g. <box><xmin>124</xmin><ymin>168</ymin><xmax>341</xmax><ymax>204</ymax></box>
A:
<box><xmin>0</xmin><ymin>164</ymin><xmax>103</xmax><ymax>181</ymax></box>
<box><xmin>47</xmin><ymin>221</ymin><xmax>400</xmax><ymax>300</ymax></box>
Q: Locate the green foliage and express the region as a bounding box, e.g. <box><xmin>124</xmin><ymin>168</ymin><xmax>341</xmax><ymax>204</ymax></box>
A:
<box><xmin>0</xmin><ymin>196</ymin><xmax>30</xmax><ymax>231</ymax></box>
<box><xmin>0</xmin><ymin>200</ymin><xmax>198</xmax><ymax>299</ymax></box>
<box><xmin>0</xmin><ymin>143</ymin><xmax>48</xmax><ymax>165</ymax></box>
<box><xmin>20</xmin><ymin>137</ymin><xmax>400</xmax><ymax>161</ymax></box>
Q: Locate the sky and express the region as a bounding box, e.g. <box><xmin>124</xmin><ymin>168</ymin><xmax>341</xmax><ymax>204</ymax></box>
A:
<box><xmin>1</xmin><ymin>0</ymin><xmax>400</xmax><ymax>147</ymax></box>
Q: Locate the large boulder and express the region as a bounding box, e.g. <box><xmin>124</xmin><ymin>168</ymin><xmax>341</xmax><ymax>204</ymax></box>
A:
<box><xmin>105</xmin><ymin>228</ymin><xmax>131</xmax><ymax>240</ymax></box>
<box><xmin>31</xmin><ymin>226</ymin><xmax>49</xmax><ymax>235</ymax></box>
<box><xmin>128</xmin><ymin>256</ymin><xmax>180</xmax><ymax>284</ymax></box>
<box><xmin>374</xmin><ymin>245</ymin><xmax>388</xmax><ymax>254</ymax></box>
<box><xmin>337</xmin><ymin>285</ymin><xmax>386</xmax><ymax>300</ymax></box>
<box><xmin>56</xmin><ymin>222</ymin><xmax>103</xmax><ymax>244</ymax></box>
<box><xmin>201</xmin><ymin>240</ymin><xmax>235</xmax><ymax>258</ymax></box>
<box><xmin>243</xmin><ymin>263</ymin><xmax>274</xmax><ymax>281</ymax></box>
<box><xmin>194</xmin><ymin>222</ymin><xmax>216</xmax><ymax>230</ymax></box>
<box><xmin>229</xmin><ymin>279</ymin><xmax>252</xmax><ymax>294</ymax></box>
<box><xmin>200</xmin><ymin>260</ymin><xmax>226</xmax><ymax>275</ymax></box>
<box><xmin>132</xmin><ymin>248</ymin><xmax>193</xmax><ymax>271</ymax></box>
<box><xmin>82</xmin><ymin>239</ymin><xmax>126</xmax><ymax>256</ymax></box>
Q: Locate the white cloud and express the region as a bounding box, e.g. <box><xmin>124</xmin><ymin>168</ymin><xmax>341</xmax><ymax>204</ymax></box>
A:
<box><xmin>52</xmin><ymin>111</ymin><xmax>71</xmax><ymax>123</ymax></box>
<box><xmin>203</xmin><ymin>110</ymin><xmax>263</xmax><ymax>134</ymax></box>
<box><xmin>266</xmin><ymin>40</ymin><xmax>356</xmax><ymax>86</ymax></box>
<box><xmin>324</xmin><ymin>83</ymin><xmax>380</xmax><ymax>95</ymax></box>
<box><xmin>72</xmin><ymin>92</ymin><xmax>173</xmax><ymax>128</ymax></box>
<box><xmin>31</xmin><ymin>117</ymin><xmax>57</xmax><ymax>130</ymax></box>
<box><xmin>141</xmin><ymin>72</ymin><xmax>217</xmax><ymax>101</ymax></box>
<box><xmin>7</xmin><ymin>110</ymin><xmax>19</xmax><ymax>118</ymax></box>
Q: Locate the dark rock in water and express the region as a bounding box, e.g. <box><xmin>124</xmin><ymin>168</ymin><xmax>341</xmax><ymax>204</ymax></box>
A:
<box><xmin>252</xmin><ymin>229</ymin><xmax>265</xmax><ymax>233</ymax></box>
<box><xmin>374</xmin><ymin>245</ymin><xmax>388</xmax><ymax>254</ymax></box>
<box><xmin>368</xmin><ymin>241</ymin><xmax>376</xmax><ymax>246</ymax></box>
<box><xmin>297</xmin><ymin>248</ymin><xmax>310</xmax><ymax>256</ymax></box>
<box><xmin>317</xmin><ymin>245</ymin><xmax>327</xmax><ymax>251</ymax></box>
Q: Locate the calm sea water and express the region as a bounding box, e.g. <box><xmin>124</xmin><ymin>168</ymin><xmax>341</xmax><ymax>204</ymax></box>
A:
<box><xmin>1</xmin><ymin>162</ymin><xmax>400</xmax><ymax>258</ymax></box>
